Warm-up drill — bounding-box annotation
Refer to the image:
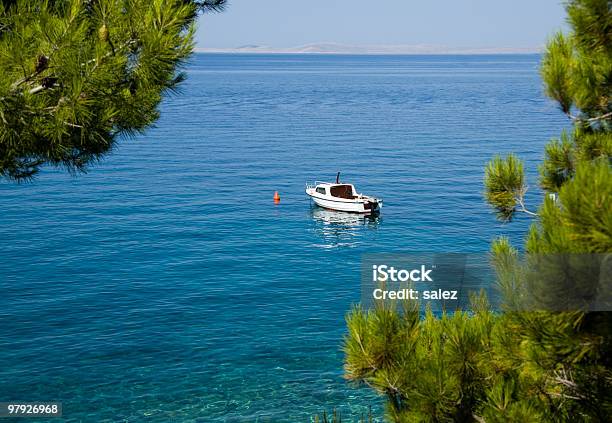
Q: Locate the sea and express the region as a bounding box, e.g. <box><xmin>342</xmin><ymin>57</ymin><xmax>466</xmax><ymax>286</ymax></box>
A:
<box><xmin>0</xmin><ymin>54</ymin><xmax>568</xmax><ymax>422</ymax></box>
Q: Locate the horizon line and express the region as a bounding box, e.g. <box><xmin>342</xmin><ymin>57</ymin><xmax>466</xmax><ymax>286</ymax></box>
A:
<box><xmin>194</xmin><ymin>42</ymin><xmax>543</xmax><ymax>55</ymax></box>
<box><xmin>193</xmin><ymin>50</ymin><xmax>542</xmax><ymax>56</ymax></box>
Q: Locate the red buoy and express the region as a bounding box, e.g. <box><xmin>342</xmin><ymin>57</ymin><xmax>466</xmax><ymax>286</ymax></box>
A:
<box><xmin>273</xmin><ymin>191</ymin><xmax>280</xmax><ymax>203</ymax></box>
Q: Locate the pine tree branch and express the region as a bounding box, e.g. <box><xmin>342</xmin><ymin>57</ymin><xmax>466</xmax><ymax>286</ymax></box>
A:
<box><xmin>566</xmin><ymin>111</ymin><xmax>612</xmax><ymax>123</ymax></box>
<box><xmin>354</xmin><ymin>332</ymin><xmax>379</xmax><ymax>373</ymax></box>
<box><xmin>351</xmin><ymin>324</ymin><xmax>404</xmax><ymax>399</ymax></box>
<box><xmin>472</xmin><ymin>414</ymin><xmax>486</xmax><ymax>423</ymax></box>
<box><xmin>1</xmin><ymin>0</ymin><xmax>202</xmax><ymax>180</ymax></box>
<box><xmin>10</xmin><ymin>56</ymin><xmax>49</xmax><ymax>90</ymax></box>
<box><xmin>515</xmin><ymin>196</ymin><xmax>538</xmax><ymax>217</ymax></box>
<box><xmin>24</xmin><ymin>39</ymin><xmax>137</xmax><ymax>96</ymax></box>
<box><xmin>549</xmin><ymin>368</ymin><xmax>585</xmax><ymax>401</ymax></box>
<box><xmin>11</xmin><ymin>7</ymin><xmax>80</xmax><ymax>93</ymax></box>
<box><xmin>196</xmin><ymin>0</ymin><xmax>228</xmax><ymax>13</ymax></box>
<box><xmin>63</xmin><ymin>121</ymin><xmax>83</xmax><ymax>128</ymax></box>
<box><xmin>514</xmin><ymin>187</ymin><xmax>538</xmax><ymax>217</ymax></box>
<box><xmin>28</xmin><ymin>85</ymin><xmax>48</xmax><ymax>94</ymax></box>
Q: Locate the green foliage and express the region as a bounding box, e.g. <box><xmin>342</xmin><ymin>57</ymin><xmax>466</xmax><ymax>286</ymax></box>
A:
<box><xmin>574</xmin><ymin>130</ymin><xmax>612</xmax><ymax>162</ymax></box>
<box><xmin>342</xmin><ymin>1</ymin><xmax>612</xmax><ymax>421</ymax></box>
<box><xmin>567</xmin><ymin>0</ymin><xmax>612</xmax><ymax>55</ymax></box>
<box><xmin>344</xmin><ymin>301</ymin><xmax>495</xmax><ymax>423</ymax></box>
<box><xmin>484</xmin><ymin>154</ymin><xmax>527</xmax><ymax>220</ymax></box>
<box><xmin>541</xmin><ymin>32</ymin><xmax>575</xmax><ymax>114</ymax></box>
<box><xmin>531</xmin><ymin>159</ymin><xmax>612</xmax><ymax>253</ymax></box>
<box><xmin>0</xmin><ymin>0</ymin><xmax>225</xmax><ymax>180</ymax></box>
<box><xmin>484</xmin><ymin>0</ymin><xmax>611</xmax><ymax>217</ymax></box>
<box><xmin>541</xmin><ymin>0</ymin><xmax>611</xmax><ymax>123</ymax></box>
<box><xmin>539</xmin><ymin>131</ymin><xmax>574</xmax><ymax>192</ymax></box>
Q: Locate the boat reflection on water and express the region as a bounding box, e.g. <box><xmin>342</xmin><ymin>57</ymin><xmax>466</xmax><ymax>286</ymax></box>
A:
<box><xmin>309</xmin><ymin>206</ymin><xmax>380</xmax><ymax>249</ymax></box>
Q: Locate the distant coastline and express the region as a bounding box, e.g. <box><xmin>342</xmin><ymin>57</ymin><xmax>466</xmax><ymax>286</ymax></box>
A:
<box><xmin>195</xmin><ymin>42</ymin><xmax>542</xmax><ymax>55</ymax></box>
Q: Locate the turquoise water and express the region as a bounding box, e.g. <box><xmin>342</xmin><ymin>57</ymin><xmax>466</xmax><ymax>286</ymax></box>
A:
<box><xmin>0</xmin><ymin>54</ymin><xmax>567</xmax><ymax>422</ymax></box>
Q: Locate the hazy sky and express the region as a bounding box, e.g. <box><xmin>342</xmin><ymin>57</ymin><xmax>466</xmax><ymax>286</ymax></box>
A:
<box><xmin>196</xmin><ymin>0</ymin><xmax>567</xmax><ymax>49</ymax></box>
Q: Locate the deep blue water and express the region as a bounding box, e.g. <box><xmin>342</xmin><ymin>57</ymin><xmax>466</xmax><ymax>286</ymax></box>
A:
<box><xmin>0</xmin><ymin>54</ymin><xmax>567</xmax><ymax>422</ymax></box>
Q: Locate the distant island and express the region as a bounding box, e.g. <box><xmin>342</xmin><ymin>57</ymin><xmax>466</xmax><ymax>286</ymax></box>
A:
<box><xmin>195</xmin><ymin>42</ymin><xmax>542</xmax><ymax>55</ymax></box>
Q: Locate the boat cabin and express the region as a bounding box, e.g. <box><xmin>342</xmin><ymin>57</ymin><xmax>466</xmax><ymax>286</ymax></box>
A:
<box><xmin>314</xmin><ymin>183</ymin><xmax>357</xmax><ymax>199</ymax></box>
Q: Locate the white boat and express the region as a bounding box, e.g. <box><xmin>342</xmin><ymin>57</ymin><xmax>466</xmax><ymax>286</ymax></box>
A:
<box><xmin>306</xmin><ymin>173</ymin><xmax>383</xmax><ymax>214</ymax></box>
